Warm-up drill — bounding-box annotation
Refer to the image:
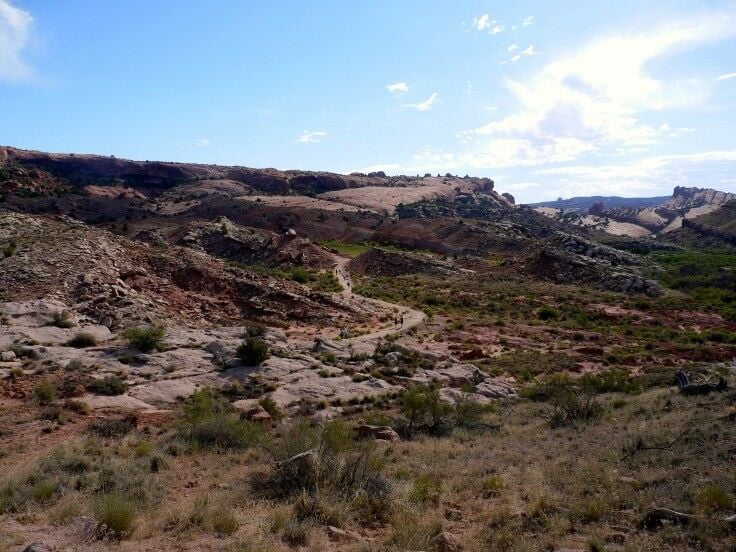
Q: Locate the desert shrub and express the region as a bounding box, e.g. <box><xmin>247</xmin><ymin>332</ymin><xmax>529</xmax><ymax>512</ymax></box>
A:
<box><xmin>0</xmin><ymin>480</ymin><xmax>31</xmax><ymax>513</ymax></box>
<box><xmin>33</xmin><ymin>380</ymin><xmax>57</xmax><ymax>405</ymax></box>
<box><xmin>178</xmin><ymin>389</ymin><xmax>263</xmax><ymax>451</ymax></box>
<box><xmin>185</xmin><ymin>415</ymin><xmax>263</xmax><ymax>451</ymax></box>
<box><xmin>455</xmin><ymin>394</ymin><xmax>494</xmax><ymax>429</ymax></box>
<box><xmin>50</xmin><ymin>309</ymin><xmax>75</xmax><ymax>328</ymax></box>
<box><xmin>89</xmin><ymin>416</ymin><xmax>137</xmax><ymax>438</ymax></box>
<box><xmin>65</xmin><ymin>399</ymin><xmax>91</xmax><ymax>414</ymax></box>
<box><xmin>694</xmin><ymin>485</ymin><xmax>733</xmax><ymax>513</ymax></box>
<box><xmin>245</xmin><ymin>321</ymin><xmax>267</xmax><ymax>338</ymax></box>
<box><xmin>210</xmin><ymin>504</ymin><xmax>240</xmax><ymax>536</ymax></box>
<box><xmin>524</xmin><ymin>374</ymin><xmax>603</xmax><ymax>426</ymax></box>
<box><xmin>289</xmin><ymin>267</ymin><xmax>312</xmax><ymax>284</ymax></box>
<box><xmin>30</xmin><ymin>479</ymin><xmax>57</xmax><ymax>503</ymax></box>
<box><xmin>87</xmin><ymin>375</ymin><xmax>127</xmax><ymax>396</ymax></box>
<box><xmin>281</xmin><ymin>520</ymin><xmax>309</xmax><ymax>546</ymax></box>
<box><xmin>580</xmin><ymin>369</ymin><xmax>641</xmax><ymax>394</ymax></box>
<box><xmin>538</xmin><ymin>306</ymin><xmax>560</xmax><ymax>321</ymax></box>
<box><xmin>258</xmin><ymin>395</ymin><xmax>283</xmax><ymax>419</ymax></box>
<box><xmin>386</xmin><ymin>510</ymin><xmax>444</xmax><ymax>551</ymax></box>
<box><xmin>292</xmin><ymin>491</ymin><xmax>346</xmax><ymax>527</ymax></box>
<box><xmin>482</xmin><ymin>475</ymin><xmax>505</xmax><ymax>497</ymax></box>
<box><xmin>409</xmin><ymin>473</ymin><xmax>443</xmax><ymax>507</ymax></box>
<box><xmin>1</xmin><ymin>440</ymin><xmax>159</xmax><ymax>516</ymax></box>
<box><xmin>397</xmin><ymin>385</ymin><xmax>453</xmax><ymax>436</ymax></box>
<box><xmin>237</xmin><ymin>337</ymin><xmax>269</xmax><ymax>365</ymax></box>
<box><xmin>93</xmin><ymin>493</ymin><xmax>136</xmax><ymax>538</ymax></box>
<box><xmin>256</xmin><ymin>419</ymin><xmax>389</xmax><ymax>506</ymax></box>
<box><xmin>121</xmin><ymin>326</ymin><xmax>165</xmax><ymax>352</ymax></box>
<box><xmin>67</xmin><ymin>332</ymin><xmax>97</xmax><ymax>348</ymax></box>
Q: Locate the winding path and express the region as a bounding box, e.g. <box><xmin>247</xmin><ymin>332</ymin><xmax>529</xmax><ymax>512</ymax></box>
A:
<box><xmin>332</xmin><ymin>255</ymin><xmax>426</xmax><ymax>343</ymax></box>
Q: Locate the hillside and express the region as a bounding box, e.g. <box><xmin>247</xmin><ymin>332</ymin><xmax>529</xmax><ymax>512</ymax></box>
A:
<box><xmin>534</xmin><ymin>186</ymin><xmax>736</xmax><ymax>239</ymax></box>
<box><xmin>2</xmin><ymin>147</ymin><xmax>736</xmax><ymax>552</ymax></box>
<box><xmin>528</xmin><ymin>194</ymin><xmax>670</xmax><ymax>212</ymax></box>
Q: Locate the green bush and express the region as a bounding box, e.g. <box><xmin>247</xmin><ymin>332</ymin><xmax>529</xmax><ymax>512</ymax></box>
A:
<box><xmin>121</xmin><ymin>326</ymin><xmax>165</xmax><ymax>352</ymax></box>
<box><xmin>289</xmin><ymin>267</ymin><xmax>312</xmax><ymax>284</ymax></box>
<box><xmin>409</xmin><ymin>474</ymin><xmax>443</xmax><ymax>506</ymax></box>
<box><xmin>178</xmin><ymin>389</ymin><xmax>263</xmax><ymax>451</ymax></box>
<box><xmin>538</xmin><ymin>306</ymin><xmax>560</xmax><ymax>321</ymax></box>
<box><xmin>482</xmin><ymin>475</ymin><xmax>504</xmax><ymax>497</ymax></box>
<box><xmin>237</xmin><ymin>337</ymin><xmax>269</xmax><ymax>365</ymax></box>
<box><xmin>67</xmin><ymin>332</ymin><xmax>97</xmax><ymax>348</ymax></box>
<box><xmin>93</xmin><ymin>493</ymin><xmax>136</xmax><ymax>538</ymax></box>
<box><xmin>87</xmin><ymin>375</ymin><xmax>128</xmax><ymax>396</ymax></box>
<box><xmin>694</xmin><ymin>485</ymin><xmax>733</xmax><ymax>513</ymax></box>
<box><xmin>398</xmin><ymin>385</ymin><xmax>453</xmax><ymax>436</ymax></box>
<box><xmin>33</xmin><ymin>380</ymin><xmax>57</xmax><ymax>405</ymax></box>
<box><xmin>258</xmin><ymin>396</ymin><xmax>283</xmax><ymax>419</ymax></box>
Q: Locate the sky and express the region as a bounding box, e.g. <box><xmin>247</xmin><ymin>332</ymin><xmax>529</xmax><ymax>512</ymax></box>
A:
<box><xmin>1</xmin><ymin>1</ymin><xmax>736</xmax><ymax>203</ymax></box>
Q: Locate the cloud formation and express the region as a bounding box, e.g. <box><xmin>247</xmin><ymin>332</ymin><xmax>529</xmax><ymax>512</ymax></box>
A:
<box><xmin>385</xmin><ymin>81</ymin><xmax>409</xmax><ymax>95</ymax></box>
<box><xmin>472</xmin><ymin>14</ymin><xmax>504</xmax><ymax>34</ymax></box>
<box><xmin>404</xmin><ymin>92</ymin><xmax>440</xmax><ymax>111</ymax></box>
<box><xmin>0</xmin><ymin>0</ymin><xmax>34</xmax><ymax>82</ymax></box>
<box><xmin>297</xmin><ymin>130</ymin><xmax>326</xmax><ymax>143</ymax></box>
<box><xmin>469</xmin><ymin>13</ymin><xmax>736</xmax><ymax>167</ymax></box>
<box><xmin>717</xmin><ymin>72</ymin><xmax>736</xmax><ymax>81</ymax></box>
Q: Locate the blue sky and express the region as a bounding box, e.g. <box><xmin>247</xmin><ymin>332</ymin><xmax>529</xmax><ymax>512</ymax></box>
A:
<box><xmin>1</xmin><ymin>0</ymin><xmax>736</xmax><ymax>202</ymax></box>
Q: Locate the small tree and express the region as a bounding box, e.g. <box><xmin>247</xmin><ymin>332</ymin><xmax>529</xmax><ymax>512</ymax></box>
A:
<box><xmin>237</xmin><ymin>337</ymin><xmax>269</xmax><ymax>366</ymax></box>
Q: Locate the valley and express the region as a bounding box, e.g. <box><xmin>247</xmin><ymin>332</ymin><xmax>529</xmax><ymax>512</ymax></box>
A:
<box><xmin>1</xmin><ymin>147</ymin><xmax>735</xmax><ymax>551</ymax></box>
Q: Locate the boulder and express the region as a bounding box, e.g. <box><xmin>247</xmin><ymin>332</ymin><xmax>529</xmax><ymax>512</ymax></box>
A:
<box><xmin>0</xmin><ymin>351</ymin><xmax>16</xmax><ymax>362</ymax></box>
<box><xmin>355</xmin><ymin>424</ymin><xmax>400</xmax><ymax>442</ymax></box>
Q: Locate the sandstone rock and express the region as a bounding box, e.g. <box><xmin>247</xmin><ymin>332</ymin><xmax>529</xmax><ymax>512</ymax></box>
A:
<box><xmin>355</xmin><ymin>424</ymin><xmax>400</xmax><ymax>442</ymax></box>
<box><xmin>242</xmin><ymin>404</ymin><xmax>272</xmax><ymax>427</ymax></box>
<box><xmin>475</xmin><ymin>379</ymin><xmax>518</xmax><ymax>399</ymax></box>
<box><xmin>0</xmin><ymin>351</ymin><xmax>16</xmax><ymax>362</ymax></box>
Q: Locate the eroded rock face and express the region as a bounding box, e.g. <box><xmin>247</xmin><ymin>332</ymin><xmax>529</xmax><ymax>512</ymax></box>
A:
<box><xmin>179</xmin><ymin>218</ymin><xmax>333</xmax><ymax>268</ymax></box>
<box><xmin>529</xmin><ymin>232</ymin><xmax>662</xmax><ymax>296</ymax></box>
<box><xmin>348</xmin><ymin>248</ymin><xmax>459</xmax><ymax>278</ymax></box>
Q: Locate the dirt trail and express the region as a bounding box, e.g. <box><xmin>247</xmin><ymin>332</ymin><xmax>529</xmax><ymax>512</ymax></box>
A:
<box><xmin>332</xmin><ymin>255</ymin><xmax>425</xmax><ymax>343</ymax></box>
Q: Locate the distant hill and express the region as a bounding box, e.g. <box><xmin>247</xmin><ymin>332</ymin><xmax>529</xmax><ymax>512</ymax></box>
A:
<box><xmin>527</xmin><ymin>195</ymin><xmax>669</xmax><ymax>212</ymax></box>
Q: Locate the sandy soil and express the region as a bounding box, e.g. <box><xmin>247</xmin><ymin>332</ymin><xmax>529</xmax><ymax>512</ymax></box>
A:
<box><xmin>319</xmin><ymin>178</ymin><xmax>473</xmax><ymax>214</ymax></box>
<box><xmin>235</xmin><ymin>195</ymin><xmax>374</xmax><ymax>212</ymax></box>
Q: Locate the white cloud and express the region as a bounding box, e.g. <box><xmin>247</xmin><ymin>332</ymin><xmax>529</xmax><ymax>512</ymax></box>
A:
<box><xmin>385</xmin><ymin>81</ymin><xmax>409</xmax><ymax>95</ymax></box>
<box><xmin>523</xmin><ymin>16</ymin><xmax>535</xmax><ymax>26</ymax></box>
<box><xmin>297</xmin><ymin>130</ymin><xmax>326</xmax><ymax>143</ymax></box>
<box><xmin>0</xmin><ymin>0</ymin><xmax>34</xmax><ymax>82</ymax></box>
<box><xmin>536</xmin><ymin>150</ymin><xmax>736</xmax><ymax>196</ymax></box>
<box><xmin>510</xmin><ymin>54</ymin><xmax>521</xmax><ymax>63</ymax></box>
<box><xmin>716</xmin><ymin>72</ymin><xmax>736</xmax><ymax>81</ymax></box>
<box><xmin>472</xmin><ymin>14</ymin><xmax>504</xmax><ymax>34</ymax></box>
<box><xmin>465</xmin><ymin>12</ymin><xmax>736</xmax><ymax>166</ymax></box>
<box><xmin>472</xmin><ymin>14</ymin><xmax>490</xmax><ymax>31</ymax></box>
<box><xmin>522</xmin><ymin>45</ymin><xmax>537</xmax><ymax>56</ymax></box>
<box><xmin>194</xmin><ymin>138</ymin><xmax>210</xmax><ymax>147</ymax></box>
<box><xmin>404</xmin><ymin>92</ymin><xmax>440</xmax><ymax>111</ymax></box>
<box><xmin>508</xmin><ymin>44</ymin><xmax>519</xmax><ymax>52</ymax></box>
